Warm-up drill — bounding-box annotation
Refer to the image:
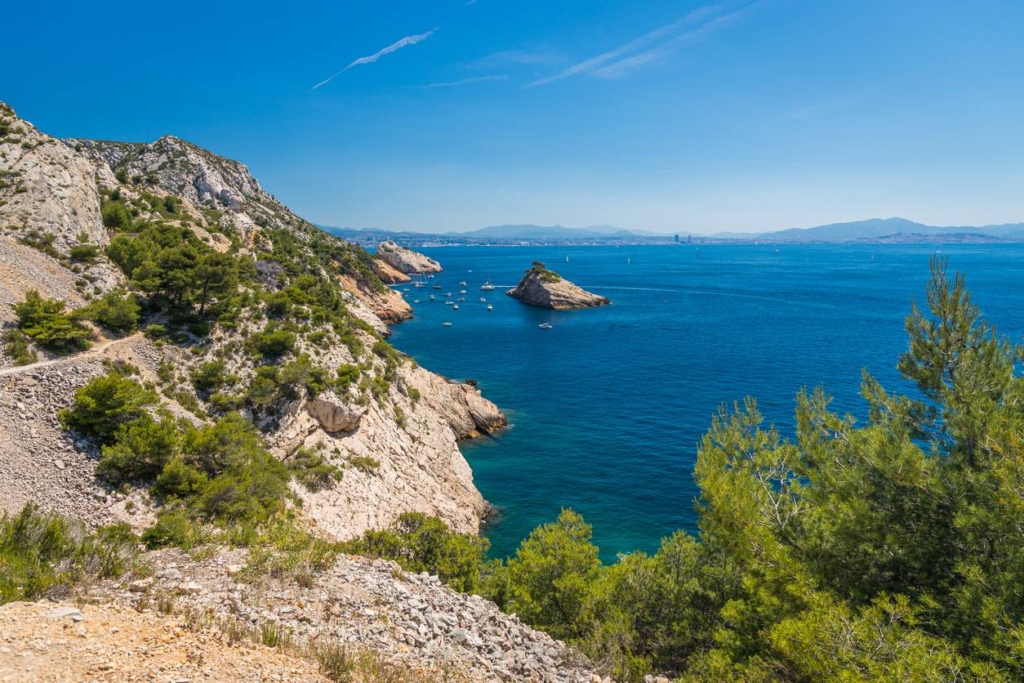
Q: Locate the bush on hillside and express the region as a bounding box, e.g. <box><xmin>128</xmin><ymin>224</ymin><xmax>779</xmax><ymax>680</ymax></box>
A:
<box><xmin>60</xmin><ymin>371</ymin><xmax>158</xmax><ymax>445</ymax></box>
<box><xmin>12</xmin><ymin>290</ymin><xmax>91</xmax><ymax>353</ymax></box>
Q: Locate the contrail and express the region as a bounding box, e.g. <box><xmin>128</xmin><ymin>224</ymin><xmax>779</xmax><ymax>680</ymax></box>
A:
<box><xmin>526</xmin><ymin>1</ymin><xmax>741</xmax><ymax>87</ymax></box>
<box><xmin>312</xmin><ymin>28</ymin><xmax>439</xmax><ymax>90</ymax></box>
<box><xmin>419</xmin><ymin>75</ymin><xmax>508</xmax><ymax>89</ymax></box>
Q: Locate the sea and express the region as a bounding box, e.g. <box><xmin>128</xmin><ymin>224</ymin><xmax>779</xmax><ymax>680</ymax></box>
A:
<box><xmin>385</xmin><ymin>243</ymin><xmax>1024</xmax><ymax>563</ymax></box>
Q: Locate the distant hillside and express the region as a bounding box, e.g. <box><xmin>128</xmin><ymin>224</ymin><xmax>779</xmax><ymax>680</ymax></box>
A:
<box><xmin>733</xmin><ymin>217</ymin><xmax>1024</xmax><ymax>243</ymax></box>
<box><xmin>458</xmin><ymin>224</ymin><xmax>652</xmax><ymax>239</ymax></box>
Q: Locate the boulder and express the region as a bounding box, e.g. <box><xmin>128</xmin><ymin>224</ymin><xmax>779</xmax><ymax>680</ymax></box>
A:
<box><xmin>305</xmin><ymin>394</ymin><xmax>366</xmax><ymax>433</ymax></box>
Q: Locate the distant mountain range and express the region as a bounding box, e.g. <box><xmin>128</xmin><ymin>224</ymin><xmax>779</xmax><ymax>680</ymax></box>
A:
<box><xmin>319</xmin><ymin>217</ymin><xmax>1024</xmax><ymax>245</ymax></box>
<box><xmin>734</xmin><ymin>217</ymin><xmax>1024</xmax><ymax>242</ymax></box>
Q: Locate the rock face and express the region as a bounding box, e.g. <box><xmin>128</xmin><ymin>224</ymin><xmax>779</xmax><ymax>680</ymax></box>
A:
<box><xmin>376</xmin><ymin>240</ymin><xmax>443</xmax><ymax>274</ymax></box>
<box><xmin>507</xmin><ymin>262</ymin><xmax>610</xmax><ymax>310</ymax></box>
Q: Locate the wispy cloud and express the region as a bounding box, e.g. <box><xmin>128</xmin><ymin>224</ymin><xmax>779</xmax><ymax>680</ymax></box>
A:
<box><xmin>418</xmin><ymin>75</ymin><xmax>508</xmax><ymax>89</ymax></box>
<box><xmin>526</xmin><ymin>2</ymin><xmax>753</xmax><ymax>87</ymax></box>
<box><xmin>591</xmin><ymin>9</ymin><xmax>750</xmax><ymax>79</ymax></box>
<box><xmin>312</xmin><ymin>28</ymin><xmax>439</xmax><ymax>90</ymax></box>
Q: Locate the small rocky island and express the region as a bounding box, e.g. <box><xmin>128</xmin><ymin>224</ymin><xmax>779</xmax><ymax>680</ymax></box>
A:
<box><xmin>376</xmin><ymin>239</ymin><xmax>443</xmax><ymax>274</ymax></box>
<box><xmin>506</xmin><ymin>261</ymin><xmax>611</xmax><ymax>309</ymax></box>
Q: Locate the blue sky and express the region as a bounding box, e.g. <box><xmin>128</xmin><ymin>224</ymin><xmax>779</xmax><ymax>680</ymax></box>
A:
<box><xmin>3</xmin><ymin>0</ymin><xmax>1024</xmax><ymax>234</ymax></box>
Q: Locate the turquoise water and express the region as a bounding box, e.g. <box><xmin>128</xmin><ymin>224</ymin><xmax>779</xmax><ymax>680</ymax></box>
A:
<box><xmin>386</xmin><ymin>244</ymin><xmax>1024</xmax><ymax>562</ymax></box>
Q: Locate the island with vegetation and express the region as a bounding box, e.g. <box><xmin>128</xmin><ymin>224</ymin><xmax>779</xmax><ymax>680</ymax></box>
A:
<box><xmin>506</xmin><ymin>261</ymin><xmax>610</xmax><ymax>310</ymax></box>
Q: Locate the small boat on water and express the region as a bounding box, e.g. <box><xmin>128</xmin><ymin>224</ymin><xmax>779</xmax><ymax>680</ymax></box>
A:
<box><xmin>480</xmin><ymin>276</ymin><xmax>495</xmax><ymax>291</ymax></box>
<box><xmin>453</xmin><ymin>304</ymin><xmax>460</xmax><ymax>310</ymax></box>
<box><xmin>538</xmin><ymin>322</ymin><xmax>553</xmax><ymax>330</ymax></box>
<box><xmin>429</xmin><ymin>294</ymin><xmax>435</xmax><ymax>301</ymax></box>
<box><xmin>479</xmin><ymin>297</ymin><xmax>487</xmax><ymax>302</ymax></box>
<box><xmin>458</xmin><ymin>297</ymin><xmax>466</xmax><ymax>302</ymax></box>
<box><xmin>458</xmin><ymin>280</ymin><xmax>467</xmax><ymax>286</ymax></box>
<box><xmin>414</xmin><ymin>281</ymin><xmax>426</xmax><ymax>288</ymax></box>
<box><xmin>487</xmin><ymin>304</ymin><xmax>493</xmax><ymax>311</ymax></box>
<box><xmin>433</xmin><ymin>284</ymin><xmax>442</xmax><ymax>289</ymax></box>
<box><xmin>442</xmin><ymin>322</ymin><xmax>452</xmax><ymax>327</ymax></box>
<box><xmin>459</xmin><ymin>289</ymin><xmax>467</xmax><ymax>295</ymax></box>
<box><xmin>413</xmin><ymin>299</ymin><xmax>420</xmax><ymax>304</ymax></box>
<box><xmin>445</xmin><ymin>300</ymin><xmax>454</xmax><ymax>306</ymax></box>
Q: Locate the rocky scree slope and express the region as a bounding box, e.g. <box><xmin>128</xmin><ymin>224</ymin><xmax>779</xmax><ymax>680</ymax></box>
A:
<box><xmin>507</xmin><ymin>263</ymin><xmax>610</xmax><ymax>310</ymax></box>
<box><xmin>0</xmin><ymin>101</ymin><xmax>506</xmax><ymax>540</ymax></box>
<box><xmin>0</xmin><ymin>547</ymin><xmax>610</xmax><ymax>682</ymax></box>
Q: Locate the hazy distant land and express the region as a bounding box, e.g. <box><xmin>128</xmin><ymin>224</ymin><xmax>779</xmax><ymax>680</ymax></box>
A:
<box><xmin>322</xmin><ymin>216</ymin><xmax>1024</xmax><ymax>248</ymax></box>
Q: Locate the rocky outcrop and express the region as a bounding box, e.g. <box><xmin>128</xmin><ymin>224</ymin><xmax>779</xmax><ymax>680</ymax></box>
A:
<box><xmin>0</xmin><ymin>105</ymin><xmax>108</xmax><ymax>254</ymax></box>
<box><xmin>370</xmin><ymin>256</ymin><xmax>412</xmax><ymax>284</ymax></box>
<box><xmin>376</xmin><ymin>240</ymin><xmax>443</xmax><ymax>274</ymax></box>
<box><xmin>305</xmin><ymin>394</ymin><xmax>367</xmax><ymax>433</ymax></box>
<box><xmin>507</xmin><ymin>262</ymin><xmax>610</xmax><ymax>310</ymax></box>
<box><xmin>270</xmin><ymin>361</ymin><xmax>506</xmax><ymax>539</ymax></box>
<box><xmin>337</xmin><ymin>274</ymin><xmax>413</xmax><ymax>325</ymax></box>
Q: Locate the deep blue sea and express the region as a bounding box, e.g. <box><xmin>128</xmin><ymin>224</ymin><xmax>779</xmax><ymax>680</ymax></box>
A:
<box><xmin>386</xmin><ymin>244</ymin><xmax>1024</xmax><ymax>562</ymax></box>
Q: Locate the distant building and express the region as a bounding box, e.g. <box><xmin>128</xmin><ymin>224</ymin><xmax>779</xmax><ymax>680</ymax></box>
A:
<box><xmin>674</xmin><ymin>234</ymin><xmax>680</xmax><ymax>243</ymax></box>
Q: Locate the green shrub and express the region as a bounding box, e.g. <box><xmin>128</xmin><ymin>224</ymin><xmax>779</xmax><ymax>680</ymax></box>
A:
<box><xmin>2</xmin><ymin>329</ymin><xmax>37</xmax><ymax>365</ymax></box>
<box><xmin>336</xmin><ymin>364</ymin><xmax>361</xmax><ymax>390</ymax></box>
<box><xmin>0</xmin><ymin>503</ymin><xmax>137</xmax><ymax>604</ymax></box>
<box><xmin>248</xmin><ymin>329</ymin><xmax>296</xmax><ymax>359</ymax></box>
<box><xmin>144</xmin><ymin>323</ymin><xmax>167</xmax><ymax>339</ymax></box>
<box><xmin>101</xmin><ymin>200</ymin><xmax>131</xmax><ymax>229</ymax></box>
<box><xmin>141</xmin><ymin>509</ymin><xmax>207</xmax><ymax>550</ymax></box>
<box><xmin>82</xmin><ymin>290</ymin><xmax>140</xmax><ymax>334</ymax></box>
<box><xmin>191</xmin><ymin>360</ymin><xmax>228</xmax><ymax>393</ymax></box>
<box><xmin>69</xmin><ymin>243</ymin><xmax>101</xmax><ymax>264</ymax></box>
<box><xmin>152</xmin><ymin>458</ymin><xmax>208</xmax><ymax>501</ymax></box>
<box><xmin>344</xmin><ymin>513</ymin><xmax>488</xmax><ymax>593</ymax></box>
<box><xmin>97</xmin><ymin>412</ymin><xmax>180</xmax><ymax>483</ymax></box>
<box><xmin>12</xmin><ymin>290</ymin><xmax>92</xmax><ymax>353</ymax></box>
<box><xmin>288</xmin><ymin>448</ymin><xmax>342</xmax><ymax>492</ymax></box>
<box><xmin>60</xmin><ymin>371</ymin><xmax>159</xmax><ymax>445</ymax></box>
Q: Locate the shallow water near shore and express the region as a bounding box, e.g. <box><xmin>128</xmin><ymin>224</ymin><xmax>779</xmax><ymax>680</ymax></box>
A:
<box><xmin>386</xmin><ymin>243</ymin><xmax>1024</xmax><ymax>562</ymax></box>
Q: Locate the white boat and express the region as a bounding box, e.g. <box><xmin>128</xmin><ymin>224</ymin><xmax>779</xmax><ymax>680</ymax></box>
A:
<box><xmin>429</xmin><ymin>294</ymin><xmax>435</xmax><ymax>301</ymax></box>
<box><xmin>538</xmin><ymin>322</ymin><xmax>553</xmax><ymax>329</ymax></box>
<box><xmin>458</xmin><ymin>280</ymin><xmax>467</xmax><ymax>286</ymax></box>
<box><xmin>445</xmin><ymin>300</ymin><xmax>454</xmax><ymax>306</ymax></box>
<box><xmin>480</xmin><ymin>275</ymin><xmax>495</xmax><ymax>291</ymax></box>
<box><xmin>443</xmin><ymin>322</ymin><xmax>452</xmax><ymax>327</ymax></box>
<box><xmin>459</xmin><ymin>289</ymin><xmax>467</xmax><ymax>295</ymax></box>
<box><xmin>458</xmin><ymin>297</ymin><xmax>466</xmax><ymax>302</ymax></box>
<box><xmin>453</xmin><ymin>304</ymin><xmax>460</xmax><ymax>310</ymax></box>
<box><xmin>413</xmin><ymin>299</ymin><xmax>420</xmax><ymax>303</ymax></box>
<box><xmin>487</xmin><ymin>304</ymin><xmax>493</xmax><ymax>311</ymax></box>
<box><xmin>413</xmin><ymin>281</ymin><xmax>426</xmax><ymax>289</ymax></box>
<box><xmin>479</xmin><ymin>297</ymin><xmax>487</xmax><ymax>302</ymax></box>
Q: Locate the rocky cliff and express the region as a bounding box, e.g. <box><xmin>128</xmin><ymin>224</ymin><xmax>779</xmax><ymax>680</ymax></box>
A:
<box><xmin>507</xmin><ymin>262</ymin><xmax>610</xmax><ymax>310</ymax></box>
<box><xmin>0</xmin><ymin>101</ymin><xmax>505</xmax><ymax>539</ymax></box>
<box><xmin>376</xmin><ymin>240</ymin><xmax>443</xmax><ymax>274</ymax></box>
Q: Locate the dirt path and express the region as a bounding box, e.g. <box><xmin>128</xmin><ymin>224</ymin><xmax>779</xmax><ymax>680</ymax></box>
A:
<box><xmin>0</xmin><ymin>332</ymin><xmax>143</xmax><ymax>378</ymax></box>
<box><xmin>0</xmin><ymin>601</ymin><xmax>331</xmax><ymax>682</ymax></box>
